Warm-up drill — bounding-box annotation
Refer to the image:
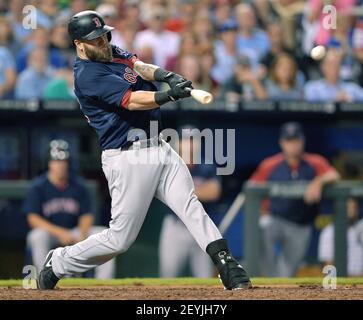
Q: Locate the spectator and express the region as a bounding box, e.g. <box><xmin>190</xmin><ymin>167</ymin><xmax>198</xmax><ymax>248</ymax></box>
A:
<box><xmin>165</xmin><ymin>31</ymin><xmax>198</xmax><ymax>71</ymax></box>
<box><xmin>179</xmin><ymin>31</ymin><xmax>198</xmax><ymax>56</ymax></box>
<box><xmin>0</xmin><ymin>16</ymin><xmax>20</xmax><ymax>56</ymax></box>
<box><xmin>211</xmin><ymin>19</ymin><xmax>238</xmax><ymax>85</ymax></box>
<box><xmin>36</xmin><ymin>0</ymin><xmax>60</xmax><ymax>29</ymax></box>
<box><xmin>210</xmin><ymin>0</ymin><xmax>233</xmax><ymax>29</ymax></box>
<box><xmin>43</xmin><ymin>69</ymin><xmax>75</xmax><ymax>100</ymax></box>
<box><xmin>165</xmin><ymin>0</ymin><xmax>197</xmax><ymax>33</ymax></box>
<box><xmin>177</xmin><ymin>53</ymin><xmax>213</xmax><ymax>92</ymax></box>
<box><xmin>159</xmin><ymin>127</ymin><xmax>221</xmax><ymax>278</ymax></box>
<box><xmin>269</xmin><ymin>0</ymin><xmax>305</xmax><ymax>50</ymax></box>
<box><xmin>249</xmin><ymin>122</ymin><xmax>340</xmax><ymax>277</ymax></box>
<box><xmin>120</xmin><ymin>0</ymin><xmax>145</xmax><ymax>34</ymax></box>
<box><xmin>139</xmin><ymin>0</ymin><xmax>169</xmax><ymax>24</ymax></box>
<box><xmin>57</xmin><ymin>0</ymin><xmax>88</xmax><ymax>22</ymax></box>
<box><xmin>266</xmin><ymin>53</ymin><xmax>303</xmax><ymax>100</ymax></box>
<box><xmin>319</xmin><ymin>199</ymin><xmax>363</xmax><ymax>276</ymax></box>
<box><xmin>134</xmin><ymin>6</ymin><xmax>180</xmax><ymax>69</ymax></box>
<box><xmin>220</xmin><ymin>54</ymin><xmax>267</xmax><ymax>101</ymax></box>
<box><xmin>15</xmin><ymin>47</ymin><xmax>54</xmax><ymax>99</ymax></box>
<box><xmin>96</xmin><ymin>3</ymin><xmax>124</xmax><ymax>49</ymax></box>
<box><xmin>260</xmin><ymin>22</ymin><xmax>295</xmax><ymax>71</ymax></box>
<box><xmin>199</xmin><ymin>44</ymin><xmax>218</xmax><ymax>95</ymax></box>
<box><xmin>304</xmin><ymin>49</ymin><xmax>363</xmax><ymax>102</ymax></box>
<box><xmin>24</xmin><ymin>140</ymin><xmax>115</xmax><ymax>278</ymax></box>
<box><xmin>303</xmin><ymin>0</ymin><xmax>355</xmax><ymax>53</ymax></box>
<box><xmin>0</xmin><ymin>45</ymin><xmax>16</xmax><ymax>99</ymax></box>
<box><xmin>114</xmin><ymin>0</ymin><xmax>144</xmax><ymax>51</ymax></box>
<box><xmin>325</xmin><ymin>14</ymin><xmax>359</xmax><ymax>82</ymax></box>
<box><xmin>353</xmin><ymin>19</ymin><xmax>363</xmax><ymax>87</ymax></box>
<box><xmin>15</xmin><ymin>27</ymin><xmax>68</xmax><ymax>73</ymax></box>
<box><xmin>235</xmin><ymin>3</ymin><xmax>270</xmax><ymax>68</ymax></box>
<box><xmin>251</xmin><ymin>0</ymin><xmax>275</xmax><ymax>29</ymax></box>
<box><xmin>192</xmin><ymin>10</ymin><xmax>215</xmax><ymax>54</ymax></box>
<box><xmin>6</xmin><ymin>0</ymin><xmax>33</xmax><ymax>45</ymax></box>
<box><xmin>49</xmin><ymin>18</ymin><xmax>74</xmax><ymax>66</ymax></box>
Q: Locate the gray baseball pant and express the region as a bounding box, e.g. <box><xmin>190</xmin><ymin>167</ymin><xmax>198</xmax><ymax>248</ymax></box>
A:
<box><xmin>159</xmin><ymin>215</ymin><xmax>213</xmax><ymax>278</ymax></box>
<box><xmin>51</xmin><ymin>140</ymin><xmax>222</xmax><ymax>278</ymax></box>
<box><xmin>261</xmin><ymin>215</ymin><xmax>311</xmax><ymax>277</ymax></box>
<box><xmin>27</xmin><ymin>226</ymin><xmax>115</xmax><ymax>279</ymax></box>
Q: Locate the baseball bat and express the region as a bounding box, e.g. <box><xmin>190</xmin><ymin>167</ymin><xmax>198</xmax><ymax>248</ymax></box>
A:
<box><xmin>218</xmin><ymin>193</ymin><xmax>245</xmax><ymax>235</ymax></box>
<box><xmin>185</xmin><ymin>88</ymin><xmax>214</xmax><ymax>104</ymax></box>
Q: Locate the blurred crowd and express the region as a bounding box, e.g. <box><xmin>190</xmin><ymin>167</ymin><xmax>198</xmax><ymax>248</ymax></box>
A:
<box><xmin>3</xmin><ymin>0</ymin><xmax>363</xmax><ymax>102</ymax></box>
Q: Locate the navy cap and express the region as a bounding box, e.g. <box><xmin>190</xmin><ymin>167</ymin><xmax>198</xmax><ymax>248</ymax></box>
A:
<box><xmin>218</xmin><ymin>20</ymin><xmax>238</xmax><ymax>33</ymax></box>
<box><xmin>279</xmin><ymin>122</ymin><xmax>305</xmax><ymax>140</ymax></box>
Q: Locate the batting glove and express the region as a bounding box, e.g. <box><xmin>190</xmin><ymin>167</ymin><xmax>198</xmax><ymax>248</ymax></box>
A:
<box><xmin>154</xmin><ymin>68</ymin><xmax>186</xmax><ymax>88</ymax></box>
<box><xmin>167</xmin><ymin>80</ymin><xmax>193</xmax><ymax>100</ymax></box>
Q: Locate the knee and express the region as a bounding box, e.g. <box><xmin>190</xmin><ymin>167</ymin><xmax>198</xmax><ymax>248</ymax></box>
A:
<box><xmin>88</xmin><ymin>226</ymin><xmax>106</xmax><ymax>236</ymax></box>
<box><xmin>27</xmin><ymin>229</ymin><xmax>50</xmax><ymax>246</ymax></box>
<box><xmin>114</xmin><ymin>238</ymin><xmax>133</xmax><ymax>254</ymax></box>
<box><xmin>99</xmin><ymin>228</ymin><xmax>133</xmax><ymax>255</ymax></box>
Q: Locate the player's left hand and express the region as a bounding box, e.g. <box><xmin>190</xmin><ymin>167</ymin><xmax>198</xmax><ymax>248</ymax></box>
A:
<box><xmin>165</xmin><ymin>72</ymin><xmax>187</xmax><ymax>89</ymax></box>
<box><xmin>304</xmin><ymin>179</ymin><xmax>323</xmax><ymax>204</ymax></box>
<box><xmin>167</xmin><ymin>80</ymin><xmax>193</xmax><ymax>100</ymax></box>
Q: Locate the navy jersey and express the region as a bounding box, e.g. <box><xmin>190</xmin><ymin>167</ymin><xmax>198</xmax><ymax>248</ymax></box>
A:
<box><xmin>23</xmin><ymin>173</ymin><xmax>91</xmax><ymax>229</ymax></box>
<box><xmin>74</xmin><ymin>45</ymin><xmax>160</xmax><ymax>150</ymax></box>
<box><xmin>250</xmin><ymin>153</ymin><xmax>336</xmax><ymax>224</ymax></box>
<box><xmin>189</xmin><ymin>164</ymin><xmax>221</xmax><ymax>215</ymax></box>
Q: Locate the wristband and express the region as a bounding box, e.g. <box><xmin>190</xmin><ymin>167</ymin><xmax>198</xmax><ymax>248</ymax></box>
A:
<box><xmin>154</xmin><ymin>68</ymin><xmax>172</xmax><ymax>82</ymax></box>
<box><xmin>155</xmin><ymin>91</ymin><xmax>173</xmax><ymax>106</ymax></box>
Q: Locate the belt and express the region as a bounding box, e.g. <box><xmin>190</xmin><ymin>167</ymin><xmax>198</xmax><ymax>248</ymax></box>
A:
<box><xmin>120</xmin><ymin>134</ymin><xmax>162</xmax><ymax>151</ymax></box>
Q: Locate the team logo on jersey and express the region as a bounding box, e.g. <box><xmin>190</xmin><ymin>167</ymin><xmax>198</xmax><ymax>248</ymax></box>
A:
<box><xmin>124</xmin><ymin>67</ymin><xmax>138</xmax><ymax>84</ymax></box>
<box><xmin>93</xmin><ymin>17</ymin><xmax>102</xmax><ymax>28</ymax></box>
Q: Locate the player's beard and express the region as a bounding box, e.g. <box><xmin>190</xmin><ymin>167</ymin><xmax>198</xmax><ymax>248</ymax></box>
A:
<box><xmin>84</xmin><ymin>43</ymin><xmax>113</xmax><ymax>63</ymax></box>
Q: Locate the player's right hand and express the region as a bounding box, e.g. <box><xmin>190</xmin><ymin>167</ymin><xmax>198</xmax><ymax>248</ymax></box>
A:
<box><xmin>167</xmin><ymin>80</ymin><xmax>193</xmax><ymax>100</ymax></box>
<box><xmin>57</xmin><ymin>229</ymin><xmax>77</xmax><ymax>246</ymax></box>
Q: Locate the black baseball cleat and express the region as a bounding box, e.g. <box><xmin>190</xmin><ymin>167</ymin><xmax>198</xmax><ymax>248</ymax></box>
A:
<box><xmin>37</xmin><ymin>250</ymin><xmax>60</xmax><ymax>290</ymax></box>
<box><xmin>207</xmin><ymin>238</ymin><xmax>252</xmax><ymax>290</ymax></box>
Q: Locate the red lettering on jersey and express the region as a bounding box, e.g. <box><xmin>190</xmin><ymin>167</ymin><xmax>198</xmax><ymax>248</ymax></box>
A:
<box><xmin>123</xmin><ymin>67</ymin><xmax>138</xmax><ymax>84</ymax></box>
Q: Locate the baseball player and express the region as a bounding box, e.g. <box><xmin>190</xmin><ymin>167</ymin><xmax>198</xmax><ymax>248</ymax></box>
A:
<box><xmin>37</xmin><ymin>11</ymin><xmax>251</xmax><ymax>290</ymax></box>
<box><xmin>159</xmin><ymin>127</ymin><xmax>221</xmax><ymax>278</ymax></box>
<box><xmin>25</xmin><ymin>139</ymin><xmax>115</xmax><ymax>279</ymax></box>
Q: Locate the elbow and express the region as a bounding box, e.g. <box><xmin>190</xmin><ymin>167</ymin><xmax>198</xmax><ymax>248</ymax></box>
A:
<box><xmin>208</xmin><ymin>183</ymin><xmax>222</xmax><ymax>201</ymax></box>
<box><xmin>27</xmin><ymin>213</ymin><xmax>38</xmax><ymax>229</ymax></box>
<box><xmin>124</xmin><ymin>103</ymin><xmax>138</xmax><ymax>110</ymax></box>
<box><xmin>333</xmin><ymin>171</ymin><xmax>341</xmax><ymax>181</ymax></box>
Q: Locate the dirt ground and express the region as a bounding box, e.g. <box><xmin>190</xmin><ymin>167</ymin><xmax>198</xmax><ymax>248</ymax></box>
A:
<box><xmin>1</xmin><ymin>285</ymin><xmax>363</xmax><ymax>300</ymax></box>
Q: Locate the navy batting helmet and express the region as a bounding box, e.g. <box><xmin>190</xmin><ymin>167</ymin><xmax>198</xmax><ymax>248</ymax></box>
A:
<box><xmin>68</xmin><ymin>10</ymin><xmax>114</xmax><ymax>42</ymax></box>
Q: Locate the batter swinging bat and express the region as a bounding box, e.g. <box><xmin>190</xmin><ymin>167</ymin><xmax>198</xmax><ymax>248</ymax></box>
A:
<box><xmin>185</xmin><ymin>88</ymin><xmax>214</xmax><ymax>104</ymax></box>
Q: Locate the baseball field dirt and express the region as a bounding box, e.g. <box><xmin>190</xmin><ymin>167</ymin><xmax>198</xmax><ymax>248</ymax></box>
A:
<box><xmin>1</xmin><ymin>278</ymin><xmax>363</xmax><ymax>300</ymax></box>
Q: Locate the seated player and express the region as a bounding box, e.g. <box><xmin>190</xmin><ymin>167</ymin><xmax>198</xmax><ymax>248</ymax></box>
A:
<box><xmin>24</xmin><ymin>139</ymin><xmax>115</xmax><ymax>279</ymax></box>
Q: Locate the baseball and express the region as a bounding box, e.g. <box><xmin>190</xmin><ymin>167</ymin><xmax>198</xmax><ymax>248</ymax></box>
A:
<box><xmin>310</xmin><ymin>45</ymin><xmax>326</xmax><ymax>60</ymax></box>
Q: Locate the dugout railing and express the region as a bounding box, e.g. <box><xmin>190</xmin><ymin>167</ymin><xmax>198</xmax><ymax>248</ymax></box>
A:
<box><xmin>243</xmin><ymin>181</ymin><xmax>363</xmax><ymax>277</ymax></box>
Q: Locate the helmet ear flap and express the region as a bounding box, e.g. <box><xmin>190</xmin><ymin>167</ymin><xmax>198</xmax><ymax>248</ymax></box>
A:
<box><xmin>107</xmin><ymin>31</ymin><xmax>112</xmax><ymax>42</ymax></box>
